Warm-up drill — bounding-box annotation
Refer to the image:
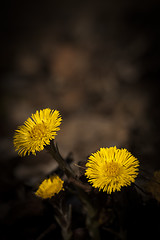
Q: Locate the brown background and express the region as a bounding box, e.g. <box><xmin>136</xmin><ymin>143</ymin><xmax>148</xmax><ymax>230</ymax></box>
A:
<box><xmin>0</xmin><ymin>1</ymin><xmax>160</xmax><ymax>239</ymax></box>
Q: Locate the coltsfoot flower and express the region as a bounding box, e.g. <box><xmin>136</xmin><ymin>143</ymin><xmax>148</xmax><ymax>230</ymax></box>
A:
<box><xmin>13</xmin><ymin>108</ymin><xmax>62</xmax><ymax>156</ymax></box>
<box><xmin>85</xmin><ymin>146</ymin><xmax>139</xmax><ymax>194</ymax></box>
<box><xmin>35</xmin><ymin>175</ymin><xmax>64</xmax><ymax>199</ymax></box>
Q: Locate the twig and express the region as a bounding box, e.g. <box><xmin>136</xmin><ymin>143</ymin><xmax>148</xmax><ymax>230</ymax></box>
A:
<box><xmin>68</xmin><ymin>177</ymin><xmax>92</xmax><ymax>192</ymax></box>
<box><xmin>74</xmin><ymin>163</ymin><xmax>86</xmax><ymax>169</ymax></box>
<box><xmin>36</xmin><ymin>223</ymin><xmax>56</xmax><ymax>240</ymax></box>
<box><xmin>133</xmin><ymin>183</ymin><xmax>150</xmax><ymax>195</ymax></box>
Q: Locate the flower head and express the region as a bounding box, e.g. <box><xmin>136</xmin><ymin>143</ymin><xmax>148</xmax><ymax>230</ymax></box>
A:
<box><xmin>35</xmin><ymin>175</ymin><xmax>64</xmax><ymax>199</ymax></box>
<box><xmin>85</xmin><ymin>146</ymin><xmax>139</xmax><ymax>194</ymax></box>
<box><xmin>13</xmin><ymin>108</ymin><xmax>62</xmax><ymax>156</ymax></box>
<box><xmin>147</xmin><ymin>170</ymin><xmax>160</xmax><ymax>202</ymax></box>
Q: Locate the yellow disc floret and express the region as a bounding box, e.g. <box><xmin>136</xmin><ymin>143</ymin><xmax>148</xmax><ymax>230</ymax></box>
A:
<box><xmin>35</xmin><ymin>175</ymin><xmax>64</xmax><ymax>199</ymax></box>
<box><xmin>85</xmin><ymin>146</ymin><xmax>139</xmax><ymax>194</ymax></box>
<box><xmin>13</xmin><ymin>108</ymin><xmax>62</xmax><ymax>156</ymax></box>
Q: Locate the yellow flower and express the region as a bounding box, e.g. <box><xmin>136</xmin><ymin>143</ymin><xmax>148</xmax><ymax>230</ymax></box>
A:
<box><xmin>35</xmin><ymin>175</ymin><xmax>64</xmax><ymax>199</ymax></box>
<box><xmin>85</xmin><ymin>146</ymin><xmax>139</xmax><ymax>194</ymax></box>
<box><xmin>147</xmin><ymin>170</ymin><xmax>160</xmax><ymax>202</ymax></box>
<box><xmin>13</xmin><ymin>108</ymin><xmax>62</xmax><ymax>156</ymax></box>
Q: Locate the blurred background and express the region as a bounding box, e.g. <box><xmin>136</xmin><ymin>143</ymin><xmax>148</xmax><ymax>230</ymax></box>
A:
<box><xmin>0</xmin><ymin>0</ymin><xmax>160</xmax><ymax>239</ymax></box>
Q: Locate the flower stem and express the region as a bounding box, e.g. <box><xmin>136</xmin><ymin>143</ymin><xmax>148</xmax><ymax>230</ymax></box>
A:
<box><xmin>46</xmin><ymin>140</ymin><xmax>76</xmax><ymax>179</ymax></box>
<box><xmin>46</xmin><ymin>140</ymin><xmax>100</xmax><ymax>239</ymax></box>
<box><xmin>77</xmin><ymin>188</ymin><xmax>100</xmax><ymax>240</ymax></box>
<box><xmin>54</xmin><ymin>200</ymin><xmax>73</xmax><ymax>240</ymax></box>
